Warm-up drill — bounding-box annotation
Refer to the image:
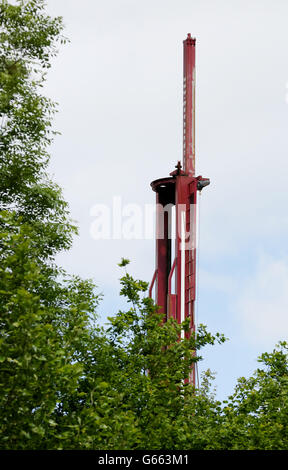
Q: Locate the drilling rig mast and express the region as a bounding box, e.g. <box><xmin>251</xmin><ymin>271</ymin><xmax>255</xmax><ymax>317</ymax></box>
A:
<box><xmin>149</xmin><ymin>34</ymin><xmax>210</xmax><ymax>386</ymax></box>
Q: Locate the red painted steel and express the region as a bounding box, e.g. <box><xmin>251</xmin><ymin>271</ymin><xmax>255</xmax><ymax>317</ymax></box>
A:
<box><xmin>183</xmin><ymin>34</ymin><xmax>196</xmax><ymax>177</ymax></box>
<box><xmin>149</xmin><ymin>35</ymin><xmax>210</xmax><ymax>387</ymax></box>
<box><xmin>168</xmin><ymin>258</ymin><xmax>176</xmax><ymax>319</ymax></box>
<box><xmin>149</xmin><ymin>269</ymin><xmax>158</xmax><ymax>298</ymax></box>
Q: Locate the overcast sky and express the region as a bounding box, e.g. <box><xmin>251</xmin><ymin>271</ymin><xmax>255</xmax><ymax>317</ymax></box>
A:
<box><xmin>43</xmin><ymin>0</ymin><xmax>288</xmax><ymax>401</ymax></box>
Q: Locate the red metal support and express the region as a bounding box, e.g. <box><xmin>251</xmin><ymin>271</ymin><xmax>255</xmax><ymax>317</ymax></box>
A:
<box><xmin>149</xmin><ymin>34</ymin><xmax>210</xmax><ymax>386</ymax></box>
<box><xmin>149</xmin><ymin>269</ymin><xmax>158</xmax><ymax>298</ymax></box>
<box><xmin>183</xmin><ymin>34</ymin><xmax>196</xmax><ymax>177</ymax></box>
<box><xmin>167</xmin><ymin>258</ymin><xmax>176</xmax><ymax>319</ymax></box>
<box><xmin>168</xmin><ymin>258</ymin><xmax>176</xmax><ymax>297</ymax></box>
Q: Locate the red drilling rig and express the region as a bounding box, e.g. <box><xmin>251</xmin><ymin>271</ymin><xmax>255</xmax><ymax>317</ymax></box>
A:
<box><xmin>149</xmin><ymin>34</ymin><xmax>210</xmax><ymax>386</ymax></box>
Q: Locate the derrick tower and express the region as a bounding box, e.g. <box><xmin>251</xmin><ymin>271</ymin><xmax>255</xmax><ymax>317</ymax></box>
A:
<box><xmin>149</xmin><ymin>34</ymin><xmax>210</xmax><ymax>386</ymax></box>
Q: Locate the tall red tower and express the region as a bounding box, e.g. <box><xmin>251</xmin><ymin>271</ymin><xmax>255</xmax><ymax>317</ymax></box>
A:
<box><xmin>149</xmin><ymin>34</ymin><xmax>210</xmax><ymax>386</ymax></box>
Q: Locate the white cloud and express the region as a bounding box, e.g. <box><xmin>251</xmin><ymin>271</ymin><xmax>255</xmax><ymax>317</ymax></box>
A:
<box><xmin>236</xmin><ymin>253</ymin><xmax>288</xmax><ymax>347</ymax></box>
<box><xmin>199</xmin><ymin>268</ymin><xmax>237</xmax><ymax>294</ymax></box>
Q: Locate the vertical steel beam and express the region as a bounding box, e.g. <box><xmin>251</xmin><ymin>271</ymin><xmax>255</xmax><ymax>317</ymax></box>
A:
<box><xmin>155</xmin><ymin>194</ymin><xmax>171</xmax><ymax>318</ymax></box>
<box><xmin>183</xmin><ymin>34</ymin><xmax>196</xmax><ymax>176</ymax></box>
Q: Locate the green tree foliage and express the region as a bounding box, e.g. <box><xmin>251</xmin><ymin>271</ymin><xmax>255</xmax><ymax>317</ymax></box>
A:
<box><xmin>1</xmin><ymin>0</ymin><xmax>288</xmax><ymax>451</ymax></box>
<box><xmin>0</xmin><ymin>0</ymin><xmax>74</xmax><ymax>256</ymax></box>
<box><xmin>217</xmin><ymin>342</ymin><xmax>288</xmax><ymax>450</ymax></box>
<box><xmin>0</xmin><ymin>0</ymin><xmax>99</xmax><ymax>448</ymax></box>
